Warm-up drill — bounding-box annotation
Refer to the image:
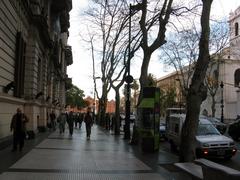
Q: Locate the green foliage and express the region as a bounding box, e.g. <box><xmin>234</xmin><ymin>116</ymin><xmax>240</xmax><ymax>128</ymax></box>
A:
<box><xmin>66</xmin><ymin>85</ymin><xmax>86</xmax><ymax>108</ymax></box>
<box><xmin>159</xmin><ymin>87</ymin><xmax>177</xmax><ymax>115</ymax></box>
<box><xmin>147</xmin><ymin>73</ymin><xmax>157</xmax><ymax>87</ymax></box>
<box><xmin>130</xmin><ymin>79</ymin><xmax>139</xmax><ymax>91</ymax></box>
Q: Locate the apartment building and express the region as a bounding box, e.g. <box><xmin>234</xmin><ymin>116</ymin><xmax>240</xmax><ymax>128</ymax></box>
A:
<box><xmin>0</xmin><ymin>0</ymin><xmax>72</xmax><ymax>145</ymax></box>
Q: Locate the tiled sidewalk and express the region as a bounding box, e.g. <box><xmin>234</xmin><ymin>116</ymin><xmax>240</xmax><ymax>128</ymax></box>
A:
<box><xmin>0</xmin><ymin>125</ymin><xmax>188</xmax><ymax>180</ymax></box>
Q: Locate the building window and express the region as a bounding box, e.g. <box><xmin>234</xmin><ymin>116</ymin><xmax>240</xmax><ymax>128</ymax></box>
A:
<box><xmin>14</xmin><ymin>32</ymin><xmax>26</xmax><ymax>98</ymax></box>
<box><xmin>234</xmin><ymin>69</ymin><xmax>240</xmax><ymax>87</ymax></box>
<box><xmin>235</xmin><ymin>22</ymin><xmax>239</xmax><ymax>36</ymax></box>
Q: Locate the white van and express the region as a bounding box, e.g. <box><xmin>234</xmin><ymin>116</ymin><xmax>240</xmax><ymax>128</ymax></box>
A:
<box><xmin>166</xmin><ymin>114</ymin><xmax>237</xmax><ymax>159</ymax></box>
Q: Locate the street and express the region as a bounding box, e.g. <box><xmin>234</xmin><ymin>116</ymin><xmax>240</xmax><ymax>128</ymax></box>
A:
<box><xmin>159</xmin><ymin>140</ymin><xmax>240</xmax><ymax>171</ymax></box>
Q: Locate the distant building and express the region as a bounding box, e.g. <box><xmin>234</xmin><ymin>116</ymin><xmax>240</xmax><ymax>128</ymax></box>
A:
<box><xmin>156</xmin><ymin>71</ymin><xmax>183</xmax><ymax>107</ymax></box>
<box><xmin>0</xmin><ymin>0</ymin><xmax>72</xmax><ymax>145</ymax></box>
<box><xmin>84</xmin><ymin>96</ymin><xmax>116</xmax><ymax>114</ymax></box>
<box><xmin>67</xmin><ymin>96</ymin><xmax>116</xmax><ymax>114</ymax></box>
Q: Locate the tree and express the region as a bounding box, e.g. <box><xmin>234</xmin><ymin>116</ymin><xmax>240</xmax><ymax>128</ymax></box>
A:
<box><xmin>130</xmin><ymin>0</ymin><xmax>197</xmax><ymax>143</ymax></box>
<box><xmin>147</xmin><ymin>73</ymin><xmax>157</xmax><ymax>87</ymax></box>
<box><xmin>131</xmin><ymin>79</ymin><xmax>139</xmax><ymax>109</ymax></box>
<box><xmin>179</xmin><ymin>0</ymin><xmax>214</xmax><ymax>162</ymax></box>
<box><xmin>66</xmin><ymin>85</ymin><xmax>86</xmax><ymax>109</ymax></box>
<box><xmin>161</xmin><ymin>28</ymin><xmax>199</xmax><ymax>101</ymax></box>
<box><xmin>135</xmin><ymin>0</ymin><xmax>174</xmax><ymax>99</ymax></box>
<box><xmin>85</xmin><ymin>0</ymin><xmax>142</xmax><ymax>132</ymax></box>
<box><xmin>84</xmin><ymin>0</ymin><xmax>129</xmax><ymax>126</ymax></box>
<box><xmin>204</xmin><ymin>21</ymin><xmax>229</xmax><ymax>117</ymax></box>
<box><xmin>161</xmin><ymin>20</ymin><xmax>229</xmax><ymax>117</ymax></box>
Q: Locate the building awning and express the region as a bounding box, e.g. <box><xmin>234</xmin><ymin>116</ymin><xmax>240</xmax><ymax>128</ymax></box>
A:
<box><xmin>138</xmin><ymin>98</ymin><xmax>155</xmax><ymax>108</ymax></box>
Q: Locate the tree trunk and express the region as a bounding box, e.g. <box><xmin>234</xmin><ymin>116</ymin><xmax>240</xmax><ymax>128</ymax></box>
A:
<box><xmin>139</xmin><ymin>53</ymin><xmax>151</xmax><ymax>101</ymax></box>
<box><xmin>114</xmin><ymin>89</ymin><xmax>120</xmax><ymax>135</ymax></box>
<box><xmin>179</xmin><ymin>0</ymin><xmax>213</xmax><ymax>162</ymax></box>
<box><xmin>211</xmin><ymin>95</ymin><xmax>216</xmax><ymax>117</ymax></box>
<box><xmin>179</xmin><ymin>87</ymin><xmax>204</xmax><ymax>161</ymax></box>
<box><xmin>98</xmin><ymin>83</ymin><xmax>108</xmax><ymax>126</ymax></box>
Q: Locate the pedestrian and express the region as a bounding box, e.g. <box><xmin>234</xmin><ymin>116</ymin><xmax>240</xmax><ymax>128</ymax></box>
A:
<box><xmin>10</xmin><ymin>108</ymin><xmax>29</xmax><ymax>152</ymax></box>
<box><xmin>67</xmin><ymin>111</ymin><xmax>74</xmax><ymax>136</ymax></box>
<box><xmin>49</xmin><ymin>110</ymin><xmax>56</xmax><ymax>131</ymax></box>
<box><xmin>78</xmin><ymin>113</ymin><xmax>83</xmax><ymax>129</ymax></box>
<box><xmin>74</xmin><ymin>113</ymin><xmax>78</xmax><ymax>128</ymax></box>
<box><xmin>57</xmin><ymin>113</ymin><xmax>66</xmax><ymax>134</ymax></box>
<box><xmin>84</xmin><ymin>109</ymin><xmax>93</xmax><ymax>140</ymax></box>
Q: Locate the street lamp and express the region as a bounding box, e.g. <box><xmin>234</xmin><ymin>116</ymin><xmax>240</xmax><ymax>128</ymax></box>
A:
<box><xmin>124</xmin><ymin>4</ymin><xmax>134</xmax><ymax>140</ymax></box>
<box><xmin>220</xmin><ymin>81</ymin><xmax>224</xmax><ymax>123</ymax></box>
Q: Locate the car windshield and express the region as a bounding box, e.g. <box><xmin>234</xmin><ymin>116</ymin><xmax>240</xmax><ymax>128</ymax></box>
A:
<box><xmin>197</xmin><ymin>124</ymin><xmax>220</xmax><ymax>136</ymax></box>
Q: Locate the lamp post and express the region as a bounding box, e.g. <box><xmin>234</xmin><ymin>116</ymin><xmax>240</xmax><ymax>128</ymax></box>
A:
<box><xmin>124</xmin><ymin>4</ymin><xmax>134</xmax><ymax>140</ymax></box>
<box><xmin>220</xmin><ymin>81</ymin><xmax>224</xmax><ymax>123</ymax></box>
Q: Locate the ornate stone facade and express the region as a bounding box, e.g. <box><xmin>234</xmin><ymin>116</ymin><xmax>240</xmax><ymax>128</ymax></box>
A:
<box><xmin>0</xmin><ymin>0</ymin><xmax>72</xmax><ymax>144</ymax></box>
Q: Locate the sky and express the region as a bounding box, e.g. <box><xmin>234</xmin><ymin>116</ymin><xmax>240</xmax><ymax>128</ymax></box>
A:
<box><xmin>67</xmin><ymin>0</ymin><xmax>240</xmax><ymax>100</ymax></box>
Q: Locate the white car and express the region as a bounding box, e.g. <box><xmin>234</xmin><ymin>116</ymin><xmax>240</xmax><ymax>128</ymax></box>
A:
<box><xmin>166</xmin><ymin>114</ymin><xmax>237</xmax><ymax>159</ymax></box>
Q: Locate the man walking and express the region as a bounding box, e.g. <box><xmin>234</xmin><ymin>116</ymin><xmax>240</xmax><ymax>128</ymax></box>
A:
<box><xmin>67</xmin><ymin>111</ymin><xmax>74</xmax><ymax>136</ymax></box>
<box><xmin>49</xmin><ymin>110</ymin><xmax>56</xmax><ymax>131</ymax></box>
<box><xmin>57</xmin><ymin>112</ymin><xmax>66</xmax><ymax>134</ymax></box>
<box><xmin>84</xmin><ymin>109</ymin><xmax>93</xmax><ymax>140</ymax></box>
<box><xmin>10</xmin><ymin>108</ymin><xmax>29</xmax><ymax>152</ymax></box>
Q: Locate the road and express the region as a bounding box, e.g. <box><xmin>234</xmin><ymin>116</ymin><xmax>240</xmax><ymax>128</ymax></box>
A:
<box><xmin>159</xmin><ymin>140</ymin><xmax>240</xmax><ymax>171</ymax></box>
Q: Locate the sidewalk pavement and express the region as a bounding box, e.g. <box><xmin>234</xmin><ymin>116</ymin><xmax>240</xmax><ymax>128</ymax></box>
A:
<box><xmin>0</xmin><ymin>125</ymin><xmax>189</xmax><ymax>180</ymax></box>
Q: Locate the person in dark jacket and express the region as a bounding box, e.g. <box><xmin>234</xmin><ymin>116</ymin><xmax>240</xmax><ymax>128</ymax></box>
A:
<box><xmin>67</xmin><ymin>111</ymin><xmax>74</xmax><ymax>136</ymax></box>
<box><xmin>84</xmin><ymin>110</ymin><xmax>93</xmax><ymax>140</ymax></box>
<box><xmin>49</xmin><ymin>110</ymin><xmax>56</xmax><ymax>131</ymax></box>
<box><xmin>10</xmin><ymin>108</ymin><xmax>29</xmax><ymax>152</ymax></box>
<box><xmin>78</xmin><ymin>113</ymin><xmax>83</xmax><ymax>129</ymax></box>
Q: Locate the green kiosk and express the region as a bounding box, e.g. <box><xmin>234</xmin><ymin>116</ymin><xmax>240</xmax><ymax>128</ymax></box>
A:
<box><xmin>138</xmin><ymin>87</ymin><xmax>160</xmax><ymax>152</ymax></box>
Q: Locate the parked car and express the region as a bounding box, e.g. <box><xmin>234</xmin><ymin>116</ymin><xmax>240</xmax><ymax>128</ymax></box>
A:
<box><xmin>228</xmin><ymin>119</ymin><xmax>240</xmax><ymax>141</ymax></box>
<box><xmin>201</xmin><ymin>116</ymin><xmax>227</xmax><ymax>134</ymax></box>
<box><xmin>166</xmin><ymin>114</ymin><xmax>237</xmax><ymax>159</ymax></box>
<box><xmin>120</xmin><ymin>114</ymin><xmax>135</xmax><ymax>123</ymax></box>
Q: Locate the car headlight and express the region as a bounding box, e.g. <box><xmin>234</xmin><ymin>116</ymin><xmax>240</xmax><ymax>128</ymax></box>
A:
<box><xmin>230</xmin><ymin>142</ymin><xmax>235</xmax><ymax>146</ymax></box>
<box><xmin>202</xmin><ymin>143</ymin><xmax>209</xmax><ymax>147</ymax></box>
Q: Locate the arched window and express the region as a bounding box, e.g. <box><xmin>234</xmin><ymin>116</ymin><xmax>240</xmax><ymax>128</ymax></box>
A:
<box><xmin>234</xmin><ymin>69</ymin><xmax>240</xmax><ymax>87</ymax></box>
<box><xmin>235</xmin><ymin>22</ymin><xmax>239</xmax><ymax>36</ymax></box>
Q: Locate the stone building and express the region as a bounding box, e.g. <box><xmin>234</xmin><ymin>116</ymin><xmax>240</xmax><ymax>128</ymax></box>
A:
<box><xmin>202</xmin><ymin>6</ymin><xmax>240</xmax><ymax>120</ymax></box>
<box><xmin>0</xmin><ymin>0</ymin><xmax>72</xmax><ymax>146</ymax></box>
